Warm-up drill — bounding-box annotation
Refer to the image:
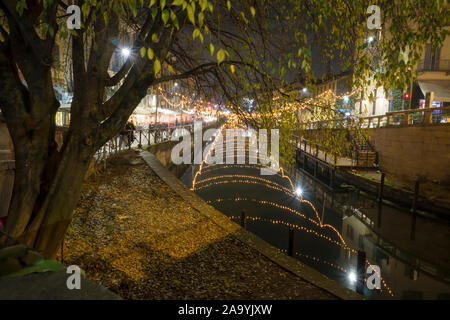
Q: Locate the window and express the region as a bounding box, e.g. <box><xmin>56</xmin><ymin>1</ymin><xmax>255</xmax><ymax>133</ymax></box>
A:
<box><xmin>424</xmin><ymin>44</ymin><xmax>441</xmax><ymax>71</ymax></box>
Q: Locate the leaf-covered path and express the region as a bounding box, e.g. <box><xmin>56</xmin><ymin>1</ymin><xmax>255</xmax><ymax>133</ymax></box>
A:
<box><xmin>60</xmin><ymin>150</ymin><xmax>336</xmax><ymax>299</ymax></box>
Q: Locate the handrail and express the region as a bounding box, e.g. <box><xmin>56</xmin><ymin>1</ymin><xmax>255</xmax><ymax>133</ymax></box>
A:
<box><xmin>93</xmin><ymin>120</ymin><xmax>220</xmax><ymax>164</ymax></box>
<box><xmin>301</xmin><ymin>105</ymin><xmax>450</xmax><ymax>129</ymax></box>
<box><xmin>385</xmin><ymin>105</ymin><xmax>450</xmax><ymax>116</ymax></box>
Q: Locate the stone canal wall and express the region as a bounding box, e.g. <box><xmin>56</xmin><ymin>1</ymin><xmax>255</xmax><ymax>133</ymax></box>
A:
<box><xmin>369</xmin><ymin>125</ymin><xmax>450</xmax><ymax>186</ymax></box>
<box><xmin>148</xmin><ymin>139</ymin><xmax>191</xmax><ymax>178</ymax></box>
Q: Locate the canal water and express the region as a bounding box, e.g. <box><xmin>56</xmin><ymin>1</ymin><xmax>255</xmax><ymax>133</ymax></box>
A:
<box><xmin>180</xmin><ymin>133</ymin><xmax>450</xmax><ymax>300</ymax></box>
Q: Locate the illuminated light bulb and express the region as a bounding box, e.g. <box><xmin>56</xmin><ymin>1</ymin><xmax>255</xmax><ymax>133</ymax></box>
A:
<box><xmin>295</xmin><ymin>187</ymin><xmax>303</xmax><ymax>197</ymax></box>
<box><xmin>121</xmin><ymin>47</ymin><xmax>131</xmax><ymax>57</ymax></box>
<box><xmin>348</xmin><ymin>271</ymin><xmax>357</xmax><ymax>283</ymax></box>
<box><xmin>367</xmin><ymin>36</ymin><xmax>374</xmax><ymax>43</ymax></box>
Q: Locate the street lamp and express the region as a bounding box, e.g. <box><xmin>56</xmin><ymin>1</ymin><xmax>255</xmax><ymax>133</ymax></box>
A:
<box><xmin>343</xmin><ymin>95</ymin><xmax>349</xmax><ymax>103</ymax></box>
<box><xmin>121</xmin><ymin>47</ymin><xmax>131</xmax><ymax>58</ymax></box>
<box><xmin>348</xmin><ymin>271</ymin><xmax>357</xmax><ymax>283</ymax></box>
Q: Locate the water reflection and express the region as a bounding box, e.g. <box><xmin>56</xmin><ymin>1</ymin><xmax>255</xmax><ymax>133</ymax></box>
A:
<box><xmin>181</xmin><ymin>159</ymin><xmax>450</xmax><ymax>300</ymax></box>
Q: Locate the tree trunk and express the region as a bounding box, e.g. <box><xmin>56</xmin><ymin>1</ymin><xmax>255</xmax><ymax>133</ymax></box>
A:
<box><xmin>27</xmin><ymin>138</ymin><xmax>92</xmax><ymax>258</ymax></box>
<box><xmin>5</xmin><ymin>126</ymin><xmax>93</xmax><ymax>258</ymax></box>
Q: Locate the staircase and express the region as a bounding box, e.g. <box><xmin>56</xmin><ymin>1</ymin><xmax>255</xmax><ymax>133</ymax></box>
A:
<box><xmin>355</xmin><ymin>139</ymin><xmax>378</xmax><ymax>168</ymax></box>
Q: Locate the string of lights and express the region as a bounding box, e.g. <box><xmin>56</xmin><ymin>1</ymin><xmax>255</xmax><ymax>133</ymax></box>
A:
<box><xmin>211</xmin><ymin>197</ymin><xmax>348</xmax><ymax>247</ymax></box>
<box><xmin>195</xmin><ymin>179</ymin><xmax>291</xmax><ymax>194</ymax></box>
<box><xmin>192</xmin><ymin>118</ymin><xmax>395</xmax><ymax>297</ymax></box>
<box><xmin>195</xmin><ymin>174</ymin><xmax>293</xmax><ymax>195</ymax></box>
<box><xmin>227</xmin><ymin>215</ymin><xmax>346</xmax><ymax>249</ymax></box>
<box><xmin>276</xmin><ymin>248</ymin><xmax>347</xmax><ymax>273</ymax></box>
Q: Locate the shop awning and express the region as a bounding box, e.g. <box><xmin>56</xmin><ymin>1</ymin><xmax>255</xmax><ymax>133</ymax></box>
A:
<box><xmin>418</xmin><ymin>80</ymin><xmax>450</xmax><ymax>102</ymax></box>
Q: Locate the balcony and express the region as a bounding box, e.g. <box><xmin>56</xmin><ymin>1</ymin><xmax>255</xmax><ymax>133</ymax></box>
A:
<box><xmin>417</xmin><ymin>59</ymin><xmax>450</xmax><ymax>72</ymax></box>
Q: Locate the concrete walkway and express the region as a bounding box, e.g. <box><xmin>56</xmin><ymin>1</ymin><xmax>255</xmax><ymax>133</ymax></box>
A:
<box><xmin>0</xmin><ymin>270</ymin><xmax>121</xmax><ymax>300</ymax></box>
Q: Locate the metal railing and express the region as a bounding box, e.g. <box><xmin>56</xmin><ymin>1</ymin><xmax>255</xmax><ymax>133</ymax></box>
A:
<box><xmin>417</xmin><ymin>59</ymin><xmax>450</xmax><ymax>72</ymax></box>
<box><xmin>361</xmin><ymin>105</ymin><xmax>450</xmax><ymax>128</ymax></box>
<box><xmin>93</xmin><ymin>121</ymin><xmax>218</xmax><ymax>165</ymax></box>
<box><xmin>301</xmin><ymin>105</ymin><xmax>450</xmax><ymax>130</ymax></box>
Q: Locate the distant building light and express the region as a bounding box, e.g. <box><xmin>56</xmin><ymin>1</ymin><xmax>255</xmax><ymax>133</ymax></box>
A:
<box><xmin>302</xmin><ymin>88</ymin><xmax>308</xmax><ymax>93</ymax></box>
<box><xmin>367</xmin><ymin>36</ymin><xmax>374</xmax><ymax>43</ymax></box>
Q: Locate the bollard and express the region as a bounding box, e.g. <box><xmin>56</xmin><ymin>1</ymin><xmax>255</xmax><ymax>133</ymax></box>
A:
<box><xmin>356</xmin><ymin>250</ymin><xmax>366</xmax><ymax>294</ymax></box>
<box><xmin>314</xmin><ymin>159</ymin><xmax>318</xmax><ymax>178</ymax></box>
<box><xmin>378</xmin><ymin>172</ymin><xmax>385</xmax><ymax>203</ymax></box>
<box><xmin>329</xmin><ymin>168</ymin><xmax>335</xmax><ymax>188</ymax></box>
<box><xmin>377</xmin><ymin>202</ymin><xmax>382</xmax><ymax>228</ymax></box>
<box><xmin>288</xmin><ymin>229</ymin><xmax>294</xmax><ymax>256</ymax></box>
<box><xmin>410</xmin><ymin>181</ymin><xmax>420</xmax><ymax>240</ymax></box>
<box><xmin>138</xmin><ymin>130</ymin><xmax>142</xmax><ymax>149</ymax></box>
<box><xmin>241</xmin><ymin>210</ymin><xmax>247</xmax><ymax>229</ymax></box>
<box><xmin>321</xmin><ymin>195</ymin><xmax>326</xmax><ymax>223</ymax></box>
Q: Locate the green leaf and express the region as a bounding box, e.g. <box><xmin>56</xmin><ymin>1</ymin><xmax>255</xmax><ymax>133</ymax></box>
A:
<box><xmin>129</xmin><ymin>0</ymin><xmax>137</xmax><ymax>17</ymax></box>
<box><xmin>147</xmin><ymin>47</ymin><xmax>154</xmax><ymax>59</ymax></box>
<box><xmin>193</xmin><ymin>28</ymin><xmax>201</xmax><ymax>40</ymax></box>
<box><xmin>198</xmin><ymin>12</ymin><xmax>204</xmax><ymax>27</ymax></box>
<box><xmin>1</xmin><ymin>260</ymin><xmax>66</xmax><ymax>279</ymax></box>
<box><xmin>160</xmin><ymin>0</ymin><xmax>166</xmax><ymax>10</ymax></box>
<box><xmin>16</xmin><ymin>0</ymin><xmax>28</xmax><ymax>16</ymax></box>
<box><xmin>187</xmin><ymin>4</ymin><xmax>195</xmax><ymax>25</ymax></box>
<box><xmin>154</xmin><ymin>58</ymin><xmax>161</xmax><ymax>75</ymax></box>
<box><xmin>217</xmin><ymin>48</ymin><xmax>226</xmax><ymax>64</ymax></box>
<box><xmin>230</xmin><ymin>64</ymin><xmax>235</xmax><ymax>73</ymax></box>
<box><xmin>140</xmin><ymin>47</ymin><xmax>146</xmax><ymax>58</ymax></box>
<box><xmin>250</xmin><ymin>6</ymin><xmax>256</xmax><ymax>17</ymax></box>
<box><xmin>151</xmin><ymin>7</ymin><xmax>158</xmax><ymax>19</ymax></box>
<box><xmin>227</xmin><ymin>0</ymin><xmax>231</xmax><ymax>11</ymax></box>
<box><xmin>42</xmin><ymin>23</ymin><xmax>49</xmax><ymax>36</ymax></box>
<box><xmin>162</xmin><ymin>9</ymin><xmax>169</xmax><ymax>24</ymax></box>
<box><xmin>82</xmin><ymin>3</ymin><xmax>89</xmax><ymax>17</ymax></box>
<box><xmin>209</xmin><ymin>43</ymin><xmax>215</xmax><ymax>56</ymax></box>
<box><xmin>171</xmin><ymin>10</ymin><xmax>179</xmax><ymax>29</ymax></box>
<box><xmin>199</xmin><ymin>0</ymin><xmax>207</xmax><ymax>11</ymax></box>
<box><xmin>152</xmin><ymin>33</ymin><xmax>158</xmax><ymax>42</ymax></box>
